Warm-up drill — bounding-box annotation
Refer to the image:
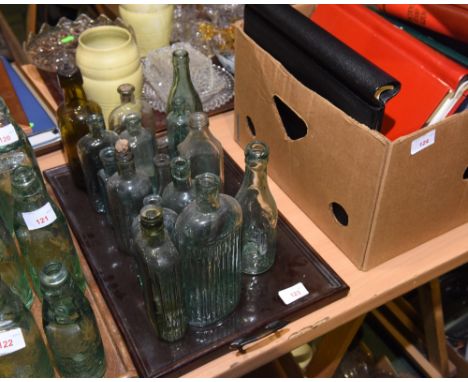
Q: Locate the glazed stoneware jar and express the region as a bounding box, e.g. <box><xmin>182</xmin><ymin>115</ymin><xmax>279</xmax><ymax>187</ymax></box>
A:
<box><xmin>76</xmin><ymin>26</ymin><xmax>143</xmax><ymax>127</ymax></box>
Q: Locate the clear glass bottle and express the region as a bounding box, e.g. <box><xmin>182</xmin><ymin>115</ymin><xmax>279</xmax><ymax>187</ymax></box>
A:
<box><xmin>161</xmin><ymin>156</ymin><xmax>196</xmax><ymax>214</ymax></box>
<box><xmin>166</xmin><ymin>97</ymin><xmax>190</xmax><ymax>158</ymax></box>
<box><xmin>40</xmin><ymin>262</ymin><xmax>106</xmax><ymax>378</ymax></box>
<box><xmin>0</xmin><ymin>278</ymin><xmax>55</xmax><ymax>377</ymax></box>
<box><xmin>166</xmin><ymin>49</ymin><xmax>203</xmax><ymax>114</ymax></box>
<box><xmin>177</xmin><ymin>112</ymin><xmax>224</xmax><ymax>184</ymax></box>
<box><xmin>134</xmin><ymin>205</ymin><xmax>187</xmax><ymax>342</ymax></box>
<box><xmin>156</xmin><ymin>134</ymin><xmax>170</xmax><ymax>156</ymax></box>
<box><xmin>120</xmin><ymin>113</ymin><xmax>157</xmax><ymax>192</ymax></box>
<box><xmin>12</xmin><ymin>166</ymin><xmax>86</xmax><ymax>298</ymax></box>
<box><xmin>56</xmin><ymin>63</ymin><xmax>102</xmax><ymax>189</ymax></box>
<box><xmin>77</xmin><ymin>114</ymin><xmax>118</xmax><ymax>214</ymax></box>
<box><xmin>235</xmin><ymin>141</ymin><xmax>278</xmax><ymax>275</ymax></box>
<box><xmin>153</xmin><ymin>153</ymin><xmax>171</xmax><ymax>196</ymax></box>
<box><xmin>107</xmin><ymin>139</ymin><xmax>152</xmax><ymax>254</ymax></box>
<box><xmin>175</xmin><ymin>173</ymin><xmax>242</xmax><ymax>327</ymax></box>
<box><xmin>97</xmin><ymin>147</ymin><xmax>117</xmax><ymax>226</ymax></box>
<box><xmin>0</xmin><ymin>214</ymin><xmax>33</xmax><ymax>309</ymax></box>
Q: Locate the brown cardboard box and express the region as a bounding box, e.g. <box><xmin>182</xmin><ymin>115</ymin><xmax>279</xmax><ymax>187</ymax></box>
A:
<box><xmin>233</xmin><ymin>7</ymin><xmax>468</xmax><ymax>270</ymax></box>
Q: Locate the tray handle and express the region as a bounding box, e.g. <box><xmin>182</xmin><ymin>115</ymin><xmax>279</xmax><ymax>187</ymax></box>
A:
<box><xmin>229</xmin><ymin>320</ymin><xmax>289</xmax><ymax>353</ymax></box>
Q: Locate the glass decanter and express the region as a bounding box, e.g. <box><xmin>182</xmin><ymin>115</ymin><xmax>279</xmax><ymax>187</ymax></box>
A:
<box><xmin>153</xmin><ymin>153</ymin><xmax>171</xmax><ymax>196</ymax></box>
<box><xmin>12</xmin><ymin>166</ymin><xmax>86</xmax><ymax>298</ymax></box>
<box><xmin>56</xmin><ymin>63</ymin><xmax>102</xmax><ymax>189</ymax></box>
<box><xmin>177</xmin><ymin>112</ymin><xmax>224</xmax><ymax>184</ymax></box>
<box><xmin>77</xmin><ymin>113</ymin><xmax>118</xmax><ymax>214</ymax></box>
<box><xmin>134</xmin><ymin>205</ymin><xmax>187</xmax><ymax>342</ymax></box>
<box><xmin>166</xmin><ymin>49</ymin><xmax>203</xmax><ymax>114</ymax></box>
<box><xmin>235</xmin><ymin>141</ymin><xmax>278</xmax><ymax>274</ymax></box>
<box><xmin>166</xmin><ymin>97</ymin><xmax>190</xmax><ymax>157</ymax></box>
<box><xmin>97</xmin><ymin>146</ymin><xmax>117</xmax><ymax>226</ymax></box>
<box><xmin>40</xmin><ymin>262</ymin><xmax>106</xmax><ymax>378</ymax></box>
<box><xmin>0</xmin><ymin>279</ymin><xmax>55</xmax><ymax>377</ymax></box>
<box><xmin>120</xmin><ymin>113</ymin><xmax>157</xmax><ymax>192</ymax></box>
<box><xmin>175</xmin><ymin>173</ymin><xmax>242</xmax><ymax>327</ymax></box>
<box><xmin>107</xmin><ymin>139</ymin><xmax>152</xmax><ymax>254</ymax></box>
<box><xmin>161</xmin><ymin>156</ymin><xmax>196</xmax><ymax>214</ymax></box>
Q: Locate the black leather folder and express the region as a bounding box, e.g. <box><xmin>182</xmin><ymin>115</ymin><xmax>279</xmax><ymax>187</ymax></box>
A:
<box><xmin>244</xmin><ymin>5</ymin><xmax>401</xmax><ymax>131</ymax></box>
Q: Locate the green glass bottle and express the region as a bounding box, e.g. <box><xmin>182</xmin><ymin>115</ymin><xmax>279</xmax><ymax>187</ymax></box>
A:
<box><xmin>166</xmin><ymin>97</ymin><xmax>190</xmax><ymax>158</ymax></box>
<box><xmin>77</xmin><ymin>113</ymin><xmax>118</xmax><ymax>213</ymax></box>
<box><xmin>175</xmin><ymin>173</ymin><xmax>242</xmax><ymax>327</ymax></box>
<box><xmin>56</xmin><ymin>63</ymin><xmax>102</xmax><ymax>189</ymax></box>
<box><xmin>40</xmin><ymin>262</ymin><xmax>106</xmax><ymax>377</ymax></box>
<box><xmin>0</xmin><ymin>279</ymin><xmax>55</xmax><ymax>377</ymax></box>
<box><xmin>134</xmin><ymin>205</ymin><xmax>186</xmax><ymax>341</ymax></box>
<box><xmin>0</xmin><ymin>214</ymin><xmax>33</xmax><ymax>309</ymax></box>
<box><xmin>12</xmin><ymin>166</ymin><xmax>86</xmax><ymax>298</ymax></box>
<box><xmin>166</xmin><ymin>49</ymin><xmax>203</xmax><ymax>115</ymax></box>
<box><xmin>97</xmin><ymin>147</ymin><xmax>117</xmax><ymax>226</ymax></box>
<box><xmin>153</xmin><ymin>153</ymin><xmax>171</xmax><ymax>196</ymax></box>
<box><xmin>235</xmin><ymin>141</ymin><xmax>278</xmax><ymax>275</ymax></box>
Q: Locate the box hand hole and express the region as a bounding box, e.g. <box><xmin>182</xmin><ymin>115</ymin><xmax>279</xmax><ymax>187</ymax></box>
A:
<box><xmin>330</xmin><ymin>202</ymin><xmax>349</xmax><ymax>226</ymax></box>
<box><xmin>246</xmin><ymin>116</ymin><xmax>256</xmax><ymax>137</ymax></box>
<box><xmin>463</xmin><ymin>167</ymin><xmax>468</xmax><ymax>180</ymax></box>
<box><xmin>273</xmin><ymin>95</ymin><xmax>308</xmax><ymax>140</ymax></box>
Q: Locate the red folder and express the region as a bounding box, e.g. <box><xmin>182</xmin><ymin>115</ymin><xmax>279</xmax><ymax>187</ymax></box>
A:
<box><xmin>311</xmin><ymin>4</ymin><xmax>468</xmax><ymax>141</ymax></box>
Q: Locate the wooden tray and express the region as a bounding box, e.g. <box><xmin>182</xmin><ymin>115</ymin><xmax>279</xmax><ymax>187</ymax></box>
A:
<box><xmin>44</xmin><ymin>153</ymin><xmax>349</xmax><ymax>377</ymax></box>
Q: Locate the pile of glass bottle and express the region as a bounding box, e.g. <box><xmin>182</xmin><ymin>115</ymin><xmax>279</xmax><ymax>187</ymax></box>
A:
<box><xmin>0</xmin><ymin>99</ymin><xmax>105</xmax><ymax>377</ymax></box>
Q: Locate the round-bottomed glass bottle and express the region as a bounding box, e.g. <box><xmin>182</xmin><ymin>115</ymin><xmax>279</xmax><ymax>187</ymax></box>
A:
<box><xmin>175</xmin><ymin>173</ymin><xmax>242</xmax><ymax>328</ymax></box>
<box><xmin>40</xmin><ymin>262</ymin><xmax>106</xmax><ymax>378</ymax></box>
<box><xmin>166</xmin><ymin>97</ymin><xmax>190</xmax><ymax>157</ymax></box>
<box><xmin>235</xmin><ymin>141</ymin><xmax>278</xmax><ymax>274</ymax></box>
<box><xmin>134</xmin><ymin>205</ymin><xmax>186</xmax><ymax>342</ymax></box>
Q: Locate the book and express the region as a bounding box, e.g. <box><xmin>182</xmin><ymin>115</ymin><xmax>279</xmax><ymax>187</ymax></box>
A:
<box><xmin>377</xmin><ymin>4</ymin><xmax>468</xmax><ymax>44</ymax></box>
<box><xmin>311</xmin><ymin>5</ymin><xmax>468</xmax><ymax>140</ymax></box>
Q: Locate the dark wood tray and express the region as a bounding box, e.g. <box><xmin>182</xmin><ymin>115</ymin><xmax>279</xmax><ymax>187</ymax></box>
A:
<box><xmin>44</xmin><ymin>153</ymin><xmax>349</xmax><ymax>377</ymax></box>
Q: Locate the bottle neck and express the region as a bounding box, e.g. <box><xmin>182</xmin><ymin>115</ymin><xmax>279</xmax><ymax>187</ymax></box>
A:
<box><xmin>120</xmin><ymin>93</ymin><xmax>135</xmax><ymax>104</ymax></box>
<box><xmin>243</xmin><ymin>160</ymin><xmax>269</xmax><ymax>188</ymax></box>
<box><xmin>90</xmin><ymin>125</ymin><xmax>104</xmax><ymax>139</ymax></box>
<box><xmin>117</xmin><ymin>154</ymin><xmax>136</xmax><ymax>179</ymax></box>
<box><xmin>174</xmin><ymin>59</ymin><xmax>193</xmax><ymax>87</ymax></box>
<box><xmin>15</xmin><ymin>185</ymin><xmax>48</xmax><ymax>211</ymax></box>
<box><xmin>173</xmin><ymin>175</ymin><xmax>191</xmax><ymax>191</ymax></box>
<box><xmin>102</xmin><ymin>159</ymin><xmax>117</xmax><ymax>176</ymax></box>
<box><xmin>196</xmin><ymin>182</ymin><xmax>220</xmax><ymax>212</ymax></box>
<box><xmin>141</xmin><ymin>224</ymin><xmax>165</xmax><ymax>247</ymax></box>
<box><xmin>63</xmin><ymin>84</ymin><xmax>87</xmax><ymax>102</ymax></box>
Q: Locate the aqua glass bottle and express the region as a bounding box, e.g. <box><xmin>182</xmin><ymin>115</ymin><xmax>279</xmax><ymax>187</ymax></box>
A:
<box><xmin>166</xmin><ymin>97</ymin><xmax>190</xmax><ymax>158</ymax></box>
<box><xmin>153</xmin><ymin>153</ymin><xmax>171</xmax><ymax>196</ymax></box>
<box><xmin>0</xmin><ymin>279</ymin><xmax>55</xmax><ymax>377</ymax></box>
<box><xmin>12</xmin><ymin>166</ymin><xmax>86</xmax><ymax>298</ymax></box>
<box><xmin>107</xmin><ymin>139</ymin><xmax>152</xmax><ymax>254</ymax></box>
<box><xmin>120</xmin><ymin>113</ymin><xmax>157</xmax><ymax>192</ymax></box>
<box><xmin>161</xmin><ymin>156</ymin><xmax>196</xmax><ymax>214</ymax></box>
<box><xmin>166</xmin><ymin>49</ymin><xmax>203</xmax><ymax>114</ymax></box>
<box><xmin>177</xmin><ymin>112</ymin><xmax>224</xmax><ymax>184</ymax></box>
<box><xmin>77</xmin><ymin>114</ymin><xmax>118</xmax><ymax>214</ymax></box>
<box><xmin>175</xmin><ymin>173</ymin><xmax>242</xmax><ymax>327</ymax></box>
<box><xmin>0</xmin><ymin>215</ymin><xmax>33</xmax><ymax>309</ymax></box>
<box><xmin>40</xmin><ymin>261</ymin><xmax>106</xmax><ymax>377</ymax></box>
<box><xmin>97</xmin><ymin>147</ymin><xmax>117</xmax><ymax>226</ymax></box>
<box><xmin>235</xmin><ymin>141</ymin><xmax>278</xmax><ymax>275</ymax></box>
<box><xmin>134</xmin><ymin>205</ymin><xmax>187</xmax><ymax>342</ymax></box>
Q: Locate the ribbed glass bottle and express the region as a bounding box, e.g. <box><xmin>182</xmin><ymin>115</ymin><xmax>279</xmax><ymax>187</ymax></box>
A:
<box><xmin>56</xmin><ymin>63</ymin><xmax>102</xmax><ymax>189</ymax></box>
<box><xmin>134</xmin><ymin>205</ymin><xmax>187</xmax><ymax>341</ymax></box>
<box><xmin>235</xmin><ymin>141</ymin><xmax>278</xmax><ymax>274</ymax></box>
<box><xmin>12</xmin><ymin>166</ymin><xmax>86</xmax><ymax>298</ymax></box>
<box><xmin>166</xmin><ymin>49</ymin><xmax>203</xmax><ymax>114</ymax></box>
<box><xmin>175</xmin><ymin>173</ymin><xmax>242</xmax><ymax>327</ymax></box>
<box><xmin>177</xmin><ymin>112</ymin><xmax>224</xmax><ymax>184</ymax></box>
<box><xmin>40</xmin><ymin>262</ymin><xmax>106</xmax><ymax>377</ymax></box>
<box><xmin>77</xmin><ymin>114</ymin><xmax>118</xmax><ymax>214</ymax></box>
<box><xmin>166</xmin><ymin>97</ymin><xmax>190</xmax><ymax>158</ymax></box>
<box><xmin>97</xmin><ymin>147</ymin><xmax>117</xmax><ymax>226</ymax></box>
<box><xmin>0</xmin><ymin>279</ymin><xmax>55</xmax><ymax>377</ymax></box>
<box><xmin>161</xmin><ymin>156</ymin><xmax>196</xmax><ymax>214</ymax></box>
<box><xmin>153</xmin><ymin>153</ymin><xmax>171</xmax><ymax>196</ymax></box>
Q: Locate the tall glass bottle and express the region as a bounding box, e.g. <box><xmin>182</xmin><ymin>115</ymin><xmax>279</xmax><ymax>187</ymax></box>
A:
<box><xmin>0</xmin><ymin>279</ymin><xmax>55</xmax><ymax>377</ymax></box>
<box><xmin>175</xmin><ymin>173</ymin><xmax>242</xmax><ymax>327</ymax></box>
<box><xmin>153</xmin><ymin>153</ymin><xmax>171</xmax><ymax>196</ymax></box>
<box><xmin>12</xmin><ymin>166</ymin><xmax>86</xmax><ymax>298</ymax></box>
<box><xmin>120</xmin><ymin>113</ymin><xmax>157</xmax><ymax>192</ymax></box>
<box><xmin>134</xmin><ymin>205</ymin><xmax>186</xmax><ymax>342</ymax></box>
<box><xmin>77</xmin><ymin>114</ymin><xmax>118</xmax><ymax>214</ymax></box>
<box><xmin>40</xmin><ymin>262</ymin><xmax>106</xmax><ymax>378</ymax></box>
<box><xmin>235</xmin><ymin>141</ymin><xmax>278</xmax><ymax>275</ymax></box>
<box><xmin>56</xmin><ymin>63</ymin><xmax>102</xmax><ymax>189</ymax></box>
<box><xmin>166</xmin><ymin>49</ymin><xmax>203</xmax><ymax>114</ymax></box>
<box><xmin>166</xmin><ymin>97</ymin><xmax>190</xmax><ymax>157</ymax></box>
<box><xmin>107</xmin><ymin>139</ymin><xmax>152</xmax><ymax>254</ymax></box>
<box><xmin>161</xmin><ymin>156</ymin><xmax>196</xmax><ymax>214</ymax></box>
<box><xmin>97</xmin><ymin>147</ymin><xmax>117</xmax><ymax>226</ymax></box>
<box><xmin>177</xmin><ymin>112</ymin><xmax>224</xmax><ymax>184</ymax></box>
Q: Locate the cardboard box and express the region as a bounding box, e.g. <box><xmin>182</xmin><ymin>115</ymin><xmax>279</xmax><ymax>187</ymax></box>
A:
<box><xmin>233</xmin><ymin>7</ymin><xmax>468</xmax><ymax>270</ymax></box>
